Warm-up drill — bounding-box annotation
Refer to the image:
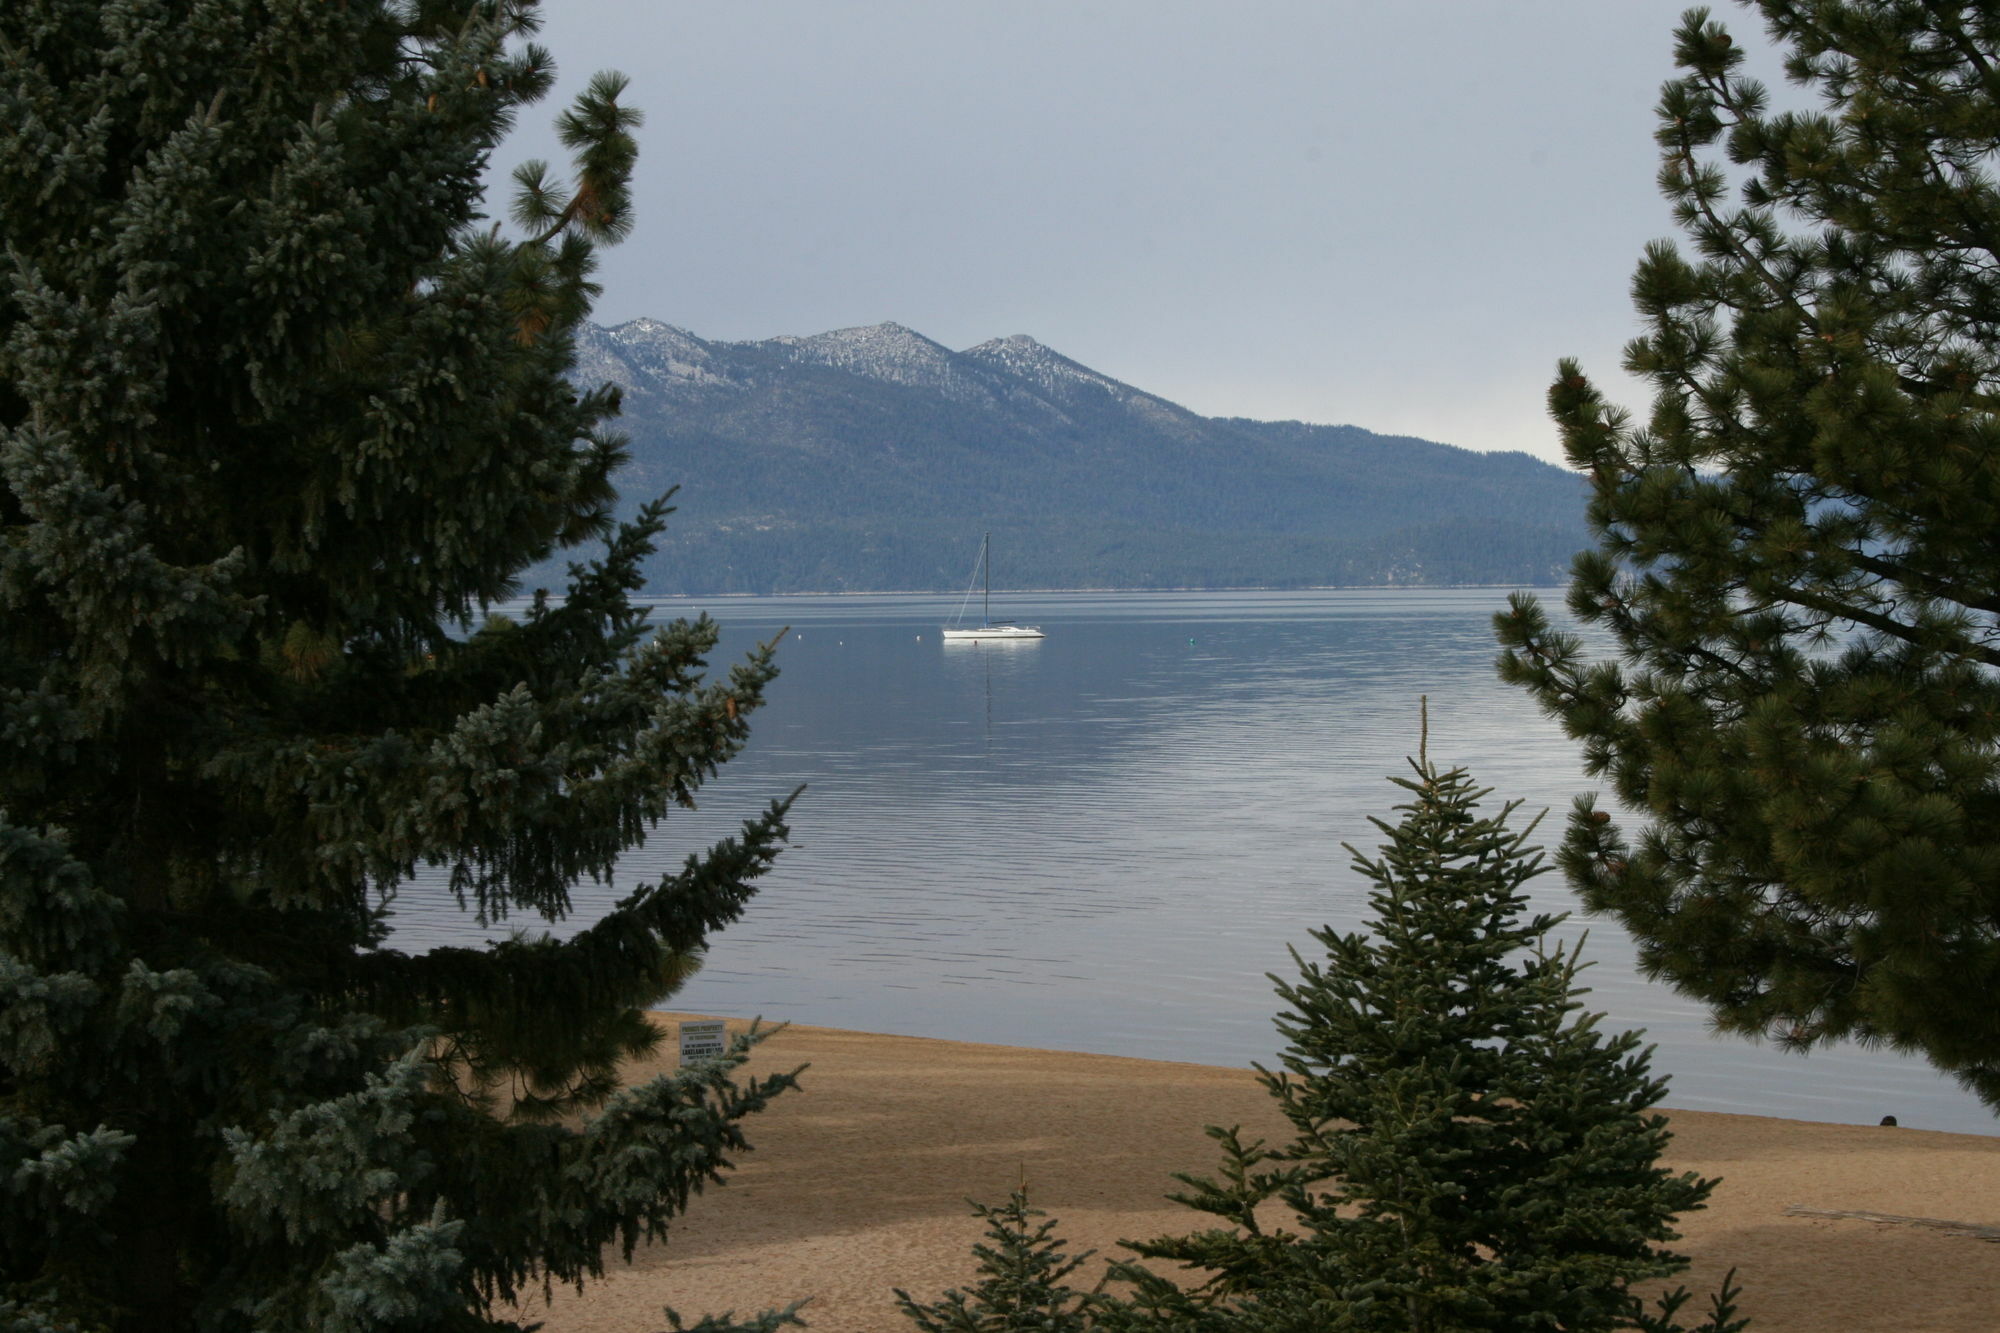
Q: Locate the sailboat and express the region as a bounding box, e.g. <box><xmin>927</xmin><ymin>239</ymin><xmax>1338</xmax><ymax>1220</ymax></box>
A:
<box><xmin>941</xmin><ymin>533</ymin><xmax>1044</xmax><ymax>641</ymax></box>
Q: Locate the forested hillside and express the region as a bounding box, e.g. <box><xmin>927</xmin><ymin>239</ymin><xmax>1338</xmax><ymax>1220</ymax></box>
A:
<box><xmin>556</xmin><ymin>319</ymin><xmax>1586</xmax><ymax>593</ymax></box>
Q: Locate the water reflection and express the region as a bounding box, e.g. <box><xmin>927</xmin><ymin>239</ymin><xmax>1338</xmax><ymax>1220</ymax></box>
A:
<box><xmin>939</xmin><ymin>635</ymin><xmax>1042</xmax><ymax>745</ymax></box>
<box><xmin>384</xmin><ymin>589</ymin><xmax>1994</xmax><ymax>1135</ymax></box>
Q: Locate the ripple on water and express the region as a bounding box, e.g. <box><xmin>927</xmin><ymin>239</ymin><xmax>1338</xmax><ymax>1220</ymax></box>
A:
<box><xmin>383</xmin><ymin>589</ymin><xmax>1995</xmax><ymax>1135</ymax></box>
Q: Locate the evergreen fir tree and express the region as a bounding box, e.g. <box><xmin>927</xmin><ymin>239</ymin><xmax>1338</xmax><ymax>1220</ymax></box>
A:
<box><xmin>1495</xmin><ymin>2</ymin><xmax>2000</xmax><ymax>1109</ymax></box>
<box><xmin>1</xmin><ymin>2</ymin><xmax>797</xmax><ymax>1329</ymax></box>
<box><xmin>894</xmin><ymin>1188</ymin><xmax>1097</xmax><ymax>1333</ymax></box>
<box><xmin>1107</xmin><ymin>735</ymin><xmax>1733</xmax><ymax>1332</ymax></box>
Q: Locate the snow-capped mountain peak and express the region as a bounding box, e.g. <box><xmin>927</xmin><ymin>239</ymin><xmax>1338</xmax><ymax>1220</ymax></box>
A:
<box><xmin>773</xmin><ymin>322</ymin><xmax>981</xmax><ymax>396</ymax></box>
<box><xmin>790</xmin><ymin>321</ymin><xmax>948</xmax><ymax>360</ymax></box>
<box><xmin>572</xmin><ymin>319</ymin><xmax>736</xmax><ymax>398</ymax></box>
<box><xmin>578</xmin><ymin>317</ymin><xmax>1201</xmax><ymax>426</ymax></box>
<box><xmin>961</xmin><ymin>332</ymin><xmax>1193</xmax><ymax>428</ymax></box>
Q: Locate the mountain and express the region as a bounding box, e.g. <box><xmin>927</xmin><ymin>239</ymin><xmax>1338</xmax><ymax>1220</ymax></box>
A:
<box><xmin>551</xmin><ymin>318</ymin><xmax>1587</xmax><ymax>594</ymax></box>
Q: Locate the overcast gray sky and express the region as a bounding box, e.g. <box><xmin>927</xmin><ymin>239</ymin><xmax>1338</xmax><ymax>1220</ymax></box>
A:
<box><xmin>496</xmin><ymin>2</ymin><xmax>1790</xmax><ymax>465</ymax></box>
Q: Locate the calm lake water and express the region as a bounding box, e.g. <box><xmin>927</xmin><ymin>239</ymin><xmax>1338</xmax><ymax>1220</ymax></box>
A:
<box><xmin>387</xmin><ymin>588</ymin><xmax>1994</xmax><ymax>1134</ymax></box>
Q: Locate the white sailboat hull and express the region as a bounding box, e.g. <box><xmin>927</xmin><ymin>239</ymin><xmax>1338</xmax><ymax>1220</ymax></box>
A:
<box><xmin>940</xmin><ymin>624</ymin><xmax>1045</xmax><ymax>641</ymax></box>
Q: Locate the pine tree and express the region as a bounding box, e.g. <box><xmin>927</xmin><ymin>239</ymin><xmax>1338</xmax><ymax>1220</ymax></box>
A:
<box><xmin>1107</xmin><ymin>736</ymin><xmax>1731</xmax><ymax>1332</ymax></box>
<box><xmin>894</xmin><ymin>1189</ymin><xmax>1097</xmax><ymax>1333</ymax></box>
<box><xmin>1495</xmin><ymin>2</ymin><xmax>2000</xmax><ymax>1110</ymax></box>
<box><xmin>1</xmin><ymin>2</ymin><xmax>798</xmax><ymax>1329</ymax></box>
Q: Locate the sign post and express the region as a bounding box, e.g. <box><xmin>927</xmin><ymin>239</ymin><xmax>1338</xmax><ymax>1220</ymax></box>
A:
<box><xmin>678</xmin><ymin>1019</ymin><xmax>727</xmax><ymax>1065</ymax></box>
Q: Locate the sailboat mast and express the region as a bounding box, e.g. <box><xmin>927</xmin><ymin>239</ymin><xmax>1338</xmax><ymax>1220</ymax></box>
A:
<box><xmin>983</xmin><ymin>531</ymin><xmax>991</xmax><ymax>626</ymax></box>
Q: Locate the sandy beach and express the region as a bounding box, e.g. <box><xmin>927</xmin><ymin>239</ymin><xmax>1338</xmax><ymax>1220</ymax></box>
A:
<box><xmin>525</xmin><ymin>1015</ymin><xmax>2000</xmax><ymax>1333</ymax></box>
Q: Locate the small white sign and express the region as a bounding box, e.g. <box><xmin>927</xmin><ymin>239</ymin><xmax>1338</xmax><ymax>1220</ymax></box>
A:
<box><xmin>678</xmin><ymin>1019</ymin><xmax>727</xmax><ymax>1064</ymax></box>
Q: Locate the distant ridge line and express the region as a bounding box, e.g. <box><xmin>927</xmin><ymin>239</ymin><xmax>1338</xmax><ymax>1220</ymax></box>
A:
<box><xmin>553</xmin><ymin>318</ymin><xmax>1587</xmax><ymax>596</ymax></box>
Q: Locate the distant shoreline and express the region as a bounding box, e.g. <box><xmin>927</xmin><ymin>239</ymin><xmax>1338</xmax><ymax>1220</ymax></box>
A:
<box><xmin>622</xmin><ymin>582</ymin><xmax>1569</xmax><ymax>600</ymax></box>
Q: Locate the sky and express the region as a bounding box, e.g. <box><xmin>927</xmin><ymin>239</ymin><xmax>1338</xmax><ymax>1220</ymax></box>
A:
<box><xmin>493</xmin><ymin>2</ymin><xmax>1794</xmax><ymax>466</ymax></box>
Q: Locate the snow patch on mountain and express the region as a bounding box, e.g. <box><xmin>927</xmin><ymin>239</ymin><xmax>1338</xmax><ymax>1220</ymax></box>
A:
<box><xmin>768</xmin><ymin>322</ymin><xmax>1000</xmax><ymax>404</ymax></box>
<box><xmin>962</xmin><ymin>334</ymin><xmax>1200</xmax><ymax>434</ymax></box>
<box><xmin>576</xmin><ymin>319</ymin><xmax>745</xmax><ymax>400</ymax></box>
<box><xmin>578</xmin><ymin>317</ymin><xmax>1196</xmax><ymax>434</ymax></box>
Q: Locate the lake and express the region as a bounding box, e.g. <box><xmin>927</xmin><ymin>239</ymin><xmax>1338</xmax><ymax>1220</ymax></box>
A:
<box><xmin>386</xmin><ymin>587</ymin><xmax>1995</xmax><ymax>1134</ymax></box>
